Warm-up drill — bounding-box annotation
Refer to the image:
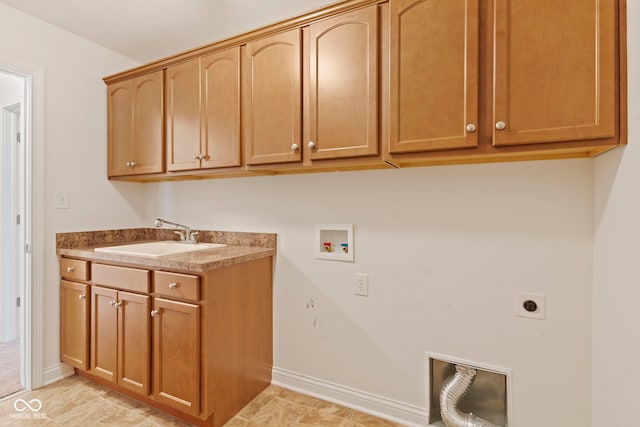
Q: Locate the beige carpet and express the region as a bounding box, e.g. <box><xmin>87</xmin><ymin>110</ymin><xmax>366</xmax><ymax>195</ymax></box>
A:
<box><xmin>0</xmin><ymin>339</ymin><xmax>22</xmax><ymax>399</ymax></box>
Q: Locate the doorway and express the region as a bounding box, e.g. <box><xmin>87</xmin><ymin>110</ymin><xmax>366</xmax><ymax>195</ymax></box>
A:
<box><xmin>0</xmin><ymin>70</ymin><xmax>25</xmax><ymax>399</ymax></box>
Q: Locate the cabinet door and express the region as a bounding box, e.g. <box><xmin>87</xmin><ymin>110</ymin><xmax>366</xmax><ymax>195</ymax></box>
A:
<box><xmin>107</xmin><ymin>81</ymin><xmax>134</xmax><ymax>176</ymax></box>
<box><xmin>166</xmin><ymin>60</ymin><xmax>202</xmax><ymax>171</ymax></box>
<box><xmin>60</xmin><ymin>281</ymin><xmax>90</xmax><ymax>370</ymax></box>
<box><xmin>308</xmin><ymin>5</ymin><xmax>379</xmax><ymax>160</ymax></box>
<box><xmin>117</xmin><ymin>291</ymin><xmax>150</xmax><ymax>395</ymax></box>
<box><xmin>132</xmin><ymin>71</ymin><xmax>164</xmax><ymax>174</ymax></box>
<box><xmin>108</xmin><ymin>72</ymin><xmax>164</xmax><ymax>177</ymax></box>
<box><xmin>152</xmin><ymin>298</ymin><xmax>200</xmax><ymax>416</ymax></box>
<box><xmin>243</xmin><ymin>29</ymin><xmax>302</xmax><ymax>165</ymax></box>
<box><xmin>389</xmin><ymin>0</ymin><xmax>479</xmax><ymax>153</ymax></box>
<box><xmin>492</xmin><ymin>0</ymin><xmax>616</xmax><ymax>146</ymax></box>
<box><xmin>91</xmin><ymin>286</ymin><xmax>118</xmax><ymax>382</ymax></box>
<box><xmin>201</xmin><ymin>47</ymin><xmax>242</xmax><ymax>169</ymax></box>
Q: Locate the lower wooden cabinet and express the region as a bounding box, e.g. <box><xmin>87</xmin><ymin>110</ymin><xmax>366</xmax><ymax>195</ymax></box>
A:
<box><xmin>60</xmin><ymin>280</ymin><xmax>90</xmax><ymax>370</ymax></box>
<box><xmin>152</xmin><ymin>297</ymin><xmax>200</xmax><ymax>415</ymax></box>
<box><xmin>91</xmin><ymin>286</ymin><xmax>150</xmax><ymax>395</ymax></box>
<box><xmin>59</xmin><ymin>256</ymin><xmax>273</xmax><ymax>427</ymax></box>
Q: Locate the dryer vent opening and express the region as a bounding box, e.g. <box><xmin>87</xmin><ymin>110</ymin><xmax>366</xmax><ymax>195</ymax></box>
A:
<box><xmin>427</xmin><ymin>355</ymin><xmax>509</xmax><ymax>427</ymax></box>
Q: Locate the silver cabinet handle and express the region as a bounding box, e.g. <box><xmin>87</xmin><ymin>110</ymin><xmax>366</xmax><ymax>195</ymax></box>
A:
<box><xmin>66</xmin><ymin>266</ymin><xmax>75</xmax><ymax>272</ymax></box>
<box><xmin>193</xmin><ymin>154</ymin><xmax>199</xmax><ymax>160</ymax></box>
<box><xmin>198</xmin><ymin>154</ymin><xmax>206</xmax><ymax>160</ymax></box>
<box><xmin>114</xmin><ymin>301</ymin><xmax>122</xmax><ymax>307</ymax></box>
<box><xmin>109</xmin><ymin>300</ymin><xmax>116</xmax><ymax>307</ymax></box>
<box><xmin>168</xmin><ymin>282</ymin><xmax>178</xmax><ymax>289</ymax></box>
<box><xmin>78</xmin><ymin>294</ymin><xmax>86</xmax><ymax>300</ymax></box>
<box><xmin>150</xmin><ymin>310</ymin><xmax>159</xmax><ymax>317</ymax></box>
<box><xmin>495</xmin><ymin>121</ymin><xmax>506</xmax><ymax>130</ymax></box>
<box><xmin>126</xmin><ymin>161</ymin><xmax>137</xmax><ymax>167</ymax></box>
<box><xmin>291</xmin><ymin>143</ymin><xmax>299</xmax><ymax>152</ymax></box>
<box><xmin>466</xmin><ymin>124</ymin><xmax>476</xmax><ymax>133</ymax></box>
<box><xmin>308</xmin><ymin>141</ymin><xmax>316</xmax><ymax>150</ymax></box>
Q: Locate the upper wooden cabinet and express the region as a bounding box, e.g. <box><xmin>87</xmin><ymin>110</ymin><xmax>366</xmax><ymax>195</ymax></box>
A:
<box><xmin>492</xmin><ymin>0</ymin><xmax>617</xmax><ymax>146</ymax></box>
<box><xmin>388</xmin><ymin>0</ymin><xmax>622</xmax><ymax>159</ymax></box>
<box><xmin>306</xmin><ymin>4</ymin><xmax>380</xmax><ymax>160</ymax></box>
<box><xmin>389</xmin><ymin>0</ymin><xmax>478</xmax><ymax>153</ymax></box>
<box><xmin>105</xmin><ymin>0</ymin><xmax>625</xmax><ymax>179</ymax></box>
<box><xmin>243</xmin><ymin>29</ymin><xmax>302</xmax><ymax>166</ymax></box>
<box><xmin>107</xmin><ymin>71</ymin><xmax>164</xmax><ymax>177</ymax></box>
<box><xmin>165</xmin><ymin>47</ymin><xmax>241</xmax><ymax>172</ymax></box>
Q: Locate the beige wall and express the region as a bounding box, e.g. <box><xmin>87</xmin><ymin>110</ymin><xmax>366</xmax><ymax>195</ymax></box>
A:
<box><xmin>592</xmin><ymin>2</ymin><xmax>638</xmax><ymax>426</ymax></box>
<box><xmin>0</xmin><ymin>3</ymin><xmax>146</xmax><ymax>380</ymax></box>
<box><xmin>154</xmin><ymin>158</ymin><xmax>594</xmax><ymax>426</ymax></box>
<box><xmin>2</xmin><ymin>0</ymin><xmax>634</xmax><ymax>425</ymax></box>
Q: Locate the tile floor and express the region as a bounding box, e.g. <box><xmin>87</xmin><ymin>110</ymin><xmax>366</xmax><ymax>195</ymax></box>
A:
<box><xmin>0</xmin><ymin>375</ymin><xmax>406</xmax><ymax>426</ymax></box>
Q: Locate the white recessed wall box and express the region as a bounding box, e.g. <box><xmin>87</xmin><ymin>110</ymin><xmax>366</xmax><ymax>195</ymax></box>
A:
<box><xmin>316</xmin><ymin>224</ymin><xmax>354</xmax><ymax>261</ymax></box>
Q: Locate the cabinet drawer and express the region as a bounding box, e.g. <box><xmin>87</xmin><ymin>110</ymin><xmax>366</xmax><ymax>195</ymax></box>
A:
<box><xmin>61</xmin><ymin>258</ymin><xmax>90</xmax><ymax>281</ymax></box>
<box><xmin>92</xmin><ymin>263</ymin><xmax>150</xmax><ymax>293</ymax></box>
<box><xmin>154</xmin><ymin>271</ymin><xmax>200</xmax><ymax>301</ymax></box>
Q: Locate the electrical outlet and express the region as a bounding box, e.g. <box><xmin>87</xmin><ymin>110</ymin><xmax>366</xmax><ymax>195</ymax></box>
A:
<box><xmin>515</xmin><ymin>292</ymin><xmax>546</xmax><ymax>320</ymax></box>
<box><xmin>354</xmin><ymin>273</ymin><xmax>368</xmax><ymax>297</ymax></box>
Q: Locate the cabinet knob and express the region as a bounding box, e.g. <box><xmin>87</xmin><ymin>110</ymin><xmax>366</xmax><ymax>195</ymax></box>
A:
<box><xmin>109</xmin><ymin>300</ymin><xmax>116</xmax><ymax>307</ymax></box>
<box><xmin>466</xmin><ymin>124</ymin><xmax>477</xmax><ymax>133</ymax></box>
<box><xmin>114</xmin><ymin>301</ymin><xmax>122</xmax><ymax>307</ymax></box>
<box><xmin>291</xmin><ymin>143</ymin><xmax>299</xmax><ymax>152</ymax></box>
<box><xmin>66</xmin><ymin>266</ymin><xmax>75</xmax><ymax>272</ymax></box>
<box><xmin>168</xmin><ymin>282</ymin><xmax>178</xmax><ymax>289</ymax></box>
<box><xmin>495</xmin><ymin>121</ymin><xmax>506</xmax><ymax>130</ymax></box>
<box><xmin>150</xmin><ymin>310</ymin><xmax>159</xmax><ymax>317</ymax></box>
<box><xmin>193</xmin><ymin>154</ymin><xmax>200</xmax><ymax>160</ymax></box>
<box><xmin>78</xmin><ymin>294</ymin><xmax>86</xmax><ymax>300</ymax></box>
<box><xmin>308</xmin><ymin>141</ymin><xmax>316</xmax><ymax>150</ymax></box>
<box><xmin>198</xmin><ymin>154</ymin><xmax>206</xmax><ymax>160</ymax></box>
<box><xmin>126</xmin><ymin>161</ymin><xmax>137</xmax><ymax>167</ymax></box>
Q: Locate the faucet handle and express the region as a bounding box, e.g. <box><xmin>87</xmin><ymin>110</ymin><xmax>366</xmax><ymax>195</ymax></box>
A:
<box><xmin>188</xmin><ymin>231</ymin><xmax>199</xmax><ymax>243</ymax></box>
<box><xmin>174</xmin><ymin>230</ymin><xmax>187</xmax><ymax>241</ymax></box>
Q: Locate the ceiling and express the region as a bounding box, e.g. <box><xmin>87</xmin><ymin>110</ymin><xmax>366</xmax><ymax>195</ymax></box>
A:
<box><xmin>0</xmin><ymin>0</ymin><xmax>334</xmax><ymax>64</ymax></box>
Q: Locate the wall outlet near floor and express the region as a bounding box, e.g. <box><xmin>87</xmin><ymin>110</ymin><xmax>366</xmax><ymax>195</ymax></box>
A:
<box><xmin>354</xmin><ymin>273</ymin><xmax>368</xmax><ymax>296</ymax></box>
<box><xmin>515</xmin><ymin>292</ymin><xmax>546</xmax><ymax>320</ymax></box>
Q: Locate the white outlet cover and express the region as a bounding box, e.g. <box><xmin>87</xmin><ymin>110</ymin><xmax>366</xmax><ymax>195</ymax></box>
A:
<box><xmin>515</xmin><ymin>292</ymin><xmax>546</xmax><ymax>320</ymax></box>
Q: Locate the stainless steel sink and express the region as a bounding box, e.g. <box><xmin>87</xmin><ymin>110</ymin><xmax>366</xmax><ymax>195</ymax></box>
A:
<box><xmin>94</xmin><ymin>241</ymin><xmax>227</xmax><ymax>258</ymax></box>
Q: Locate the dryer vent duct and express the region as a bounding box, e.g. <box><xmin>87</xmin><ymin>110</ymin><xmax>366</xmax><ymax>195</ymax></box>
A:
<box><xmin>439</xmin><ymin>365</ymin><xmax>501</xmax><ymax>427</ymax></box>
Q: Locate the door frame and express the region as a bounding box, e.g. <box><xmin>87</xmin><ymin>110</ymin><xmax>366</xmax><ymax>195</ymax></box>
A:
<box><xmin>0</xmin><ymin>55</ymin><xmax>45</xmax><ymax>391</ymax></box>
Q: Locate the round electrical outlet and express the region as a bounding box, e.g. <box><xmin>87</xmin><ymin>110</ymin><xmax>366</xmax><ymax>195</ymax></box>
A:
<box><xmin>523</xmin><ymin>300</ymin><xmax>538</xmax><ymax>312</ymax></box>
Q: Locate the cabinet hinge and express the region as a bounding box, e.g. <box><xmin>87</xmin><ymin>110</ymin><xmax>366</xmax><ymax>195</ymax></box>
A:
<box><xmin>16</xmin><ymin>297</ymin><xmax>20</xmax><ymax>308</ymax></box>
<box><xmin>16</xmin><ymin>214</ymin><xmax>20</xmax><ymax>225</ymax></box>
<box><xmin>16</xmin><ymin>132</ymin><xmax>21</xmax><ymax>143</ymax></box>
<box><xmin>25</xmin><ymin>244</ymin><xmax>31</xmax><ymax>254</ymax></box>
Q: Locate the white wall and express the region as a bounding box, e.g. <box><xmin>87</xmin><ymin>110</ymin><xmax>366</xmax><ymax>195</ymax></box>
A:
<box><xmin>0</xmin><ymin>72</ymin><xmax>23</xmax><ymax>99</ymax></box>
<box><xmin>0</xmin><ymin>71</ymin><xmax>24</xmax><ymax>343</ymax></box>
<box><xmin>592</xmin><ymin>2</ymin><xmax>638</xmax><ymax>426</ymax></box>
<box><xmin>155</xmin><ymin>158</ymin><xmax>594</xmax><ymax>426</ymax></box>
<box><xmin>0</xmin><ymin>2</ymin><xmax>624</xmax><ymax>426</ymax></box>
<box><xmin>0</xmin><ymin>3</ymin><xmax>147</xmax><ymax>380</ymax></box>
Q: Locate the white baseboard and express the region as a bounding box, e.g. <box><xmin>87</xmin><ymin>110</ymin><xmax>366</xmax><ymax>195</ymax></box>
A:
<box><xmin>42</xmin><ymin>363</ymin><xmax>74</xmax><ymax>386</ymax></box>
<box><xmin>271</xmin><ymin>367</ymin><xmax>429</xmax><ymax>427</ymax></box>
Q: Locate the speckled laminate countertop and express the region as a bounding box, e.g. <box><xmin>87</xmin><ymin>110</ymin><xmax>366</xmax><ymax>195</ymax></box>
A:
<box><xmin>56</xmin><ymin>228</ymin><xmax>276</xmax><ymax>273</ymax></box>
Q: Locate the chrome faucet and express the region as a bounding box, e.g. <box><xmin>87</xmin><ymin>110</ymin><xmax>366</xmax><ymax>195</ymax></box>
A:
<box><xmin>154</xmin><ymin>218</ymin><xmax>199</xmax><ymax>244</ymax></box>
